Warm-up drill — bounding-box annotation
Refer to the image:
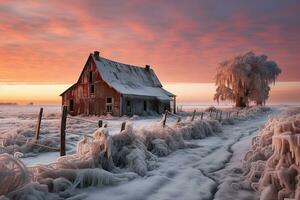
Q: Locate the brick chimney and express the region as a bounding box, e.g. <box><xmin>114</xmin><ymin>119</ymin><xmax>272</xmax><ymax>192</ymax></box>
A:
<box><xmin>94</xmin><ymin>51</ymin><xmax>100</xmax><ymax>60</ymax></box>
<box><xmin>145</xmin><ymin>65</ymin><xmax>150</xmax><ymax>71</ymax></box>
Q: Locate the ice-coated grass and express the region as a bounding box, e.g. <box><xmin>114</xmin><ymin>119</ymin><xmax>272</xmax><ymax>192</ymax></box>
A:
<box><xmin>243</xmin><ymin>107</ymin><xmax>300</xmax><ymax>200</ymax></box>
<box><xmin>0</xmin><ymin>115</ymin><xmax>222</xmax><ymax>199</ymax></box>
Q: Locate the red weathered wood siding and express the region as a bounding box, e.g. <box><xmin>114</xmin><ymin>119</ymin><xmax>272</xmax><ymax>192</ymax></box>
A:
<box><xmin>62</xmin><ymin>57</ymin><xmax>121</xmax><ymax>116</ymax></box>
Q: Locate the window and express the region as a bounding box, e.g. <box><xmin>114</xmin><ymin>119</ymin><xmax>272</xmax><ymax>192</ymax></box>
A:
<box><xmin>89</xmin><ymin>71</ymin><xmax>93</xmax><ymax>83</ymax></box>
<box><xmin>143</xmin><ymin>101</ymin><xmax>147</xmax><ymax>111</ymax></box>
<box><xmin>69</xmin><ymin>99</ymin><xmax>74</xmax><ymax>112</ymax></box>
<box><xmin>106</xmin><ymin>97</ymin><xmax>112</xmax><ymax>104</ymax></box>
<box><xmin>106</xmin><ymin>97</ymin><xmax>113</xmax><ymax>113</ymax></box>
<box><xmin>106</xmin><ymin>105</ymin><xmax>112</xmax><ymax>113</ymax></box>
<box><xmin>90</xmin><ymin>84</ymin><xmax>94</xmax><ymax>95</ymax></box>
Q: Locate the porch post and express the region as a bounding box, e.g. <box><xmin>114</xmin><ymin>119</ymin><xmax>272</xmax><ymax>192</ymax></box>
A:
<box><xmin>173</xmin><ymin>96</ymin><xmax>176</xmax><ymax>114</ymax></box>
<box><xmin>119</xmin><ymin>95</ymin><xmax>123</xmax><ymax>117</ymax></box>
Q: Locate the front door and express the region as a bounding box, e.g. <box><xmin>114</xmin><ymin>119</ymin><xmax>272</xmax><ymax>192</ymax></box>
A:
<box><xmin>126</xmin><ymin>100</ymin><xmax>131</xmax><ymax>114</ymax></box>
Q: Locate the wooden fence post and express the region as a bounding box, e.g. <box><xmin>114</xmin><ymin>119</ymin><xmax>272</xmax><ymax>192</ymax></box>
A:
<box><xmin>215</xmin><ymin>111</ymin><xmax>219</xmax><ymax>120</ymax></box>
<box><xmin>201</xmin><ymin>112</ymin><xmax>204</xmax><ymax>120</ymax></box>
<box><xmin>219</xmin><ymin>111</ymin><xmax>222</xmax><ymax>122</ymax></box>
<box><xmin>121</xmin><ymin>121</ymin><xmax>126</xmax><ymax>132</ymax></box>
<box><xmin>98</xmin><ymin>120</ymin><xmax>103</xmax><ymax>128</ymax></box>
<box><xmin>176</xmin><ymin>117</ymin><xmax>181</xmax><ymax>124</ymax></box>
<box><xmin>35</xmin><ymin>107</ymin><xmax>43</xmax><ymax>142</ymax></box>
<box><xmin>191</xmin><ymin>110</ymin><xmax>196</xmax><ymax>121</ymax></box>
<box><xmin>60</xmin><ymin>106</ymin><xmax>67</xmax><ymax>156</ymax></box>
<box><xmin>162</xmin><ymin>111</ymin><xmax>168</xmax><ymax>127</ymax></box>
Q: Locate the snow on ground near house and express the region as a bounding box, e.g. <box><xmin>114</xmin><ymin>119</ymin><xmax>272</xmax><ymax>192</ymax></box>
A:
<box><xmin>0</xmin><ymin>104</ymin><xmax>295</xmax><ymax>200</ymax></box>
<box><xmin>83</xmin><ymin>107</ymin><xmax>285</xmax><ymax>200</ymax></box>
<box><xmin>0</xmin><ymin>105</ymin><xmax>207</xmax><ymax>165</ymax></box>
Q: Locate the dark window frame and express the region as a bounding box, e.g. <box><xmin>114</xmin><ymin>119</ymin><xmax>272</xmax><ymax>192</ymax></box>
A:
<box><xmin>106</xmin><ymin>97</ymin><xmax>113</xmax><ymax>113</ymax></box>
<box><xmin>106</xmin><ymin>97</ymin><xmax>113</xmax><ymax>104</ymax></box>
<box><xmin>106</xmin><ymin>105</ymin><xmax>112</xmax><ymax>113</ymax></box>
<box><xmin>126</xmin><ymin>100</ymin><xmax>131</xmax><ymax>113</ymax></box>
<box><xmin>143</xmin><ymin>100</ymin><xmax>147</xmax><ymax>111</ymax></box>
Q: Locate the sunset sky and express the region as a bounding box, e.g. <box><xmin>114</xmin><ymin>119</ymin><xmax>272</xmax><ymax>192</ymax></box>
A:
<box><xmin>0</xmin><ymin>0</ymin><xmax>299</xmax><ymax>104</ymax></box>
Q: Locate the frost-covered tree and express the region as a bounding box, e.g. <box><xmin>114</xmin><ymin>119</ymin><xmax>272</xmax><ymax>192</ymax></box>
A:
<box><xmin>214</xmin><ymin>52</ymin><xmax>281</xmax><ymax>107</ymax></box>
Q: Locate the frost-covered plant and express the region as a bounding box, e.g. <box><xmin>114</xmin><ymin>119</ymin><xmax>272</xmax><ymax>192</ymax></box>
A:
<box><xmin>214</xmin><ymin>51</ymin><xmax>281</xmax><ymax>107</ymax></box>
<box><xmin>151</xmin><ymin>139</ymin><xmax>170</xmax><ymax>156</ymax></box>
<box><xmin>0</xmin><ymin>153</ymin><xmax>30</xmax><ymax>196</ymax></box>
<box><xmin>0</xmin><ymin>129</ymin><xmax>60</xmax><ymax>157</ymax></box>
<box><xmin>243</xmin><ymin>107</ymin><xmax>300</xmax><ymax>200</ymax></box>
<box><xmin>6</xmin><ymin>182</ymin><xmax>57</xmax><ymax>200</ymax></box>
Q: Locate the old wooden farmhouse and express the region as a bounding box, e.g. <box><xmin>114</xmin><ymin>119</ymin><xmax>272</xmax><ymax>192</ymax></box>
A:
<box><xmin>60</xmin><ymin>51</ymin><xmax>176</xmax><ymax>116</ymax></box>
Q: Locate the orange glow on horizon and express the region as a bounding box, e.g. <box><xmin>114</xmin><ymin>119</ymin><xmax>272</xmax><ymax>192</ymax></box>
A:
<box><xmin>0</xmin><ymin>84</ymin><xmax>69</xmax><ymax>105</ymax></box>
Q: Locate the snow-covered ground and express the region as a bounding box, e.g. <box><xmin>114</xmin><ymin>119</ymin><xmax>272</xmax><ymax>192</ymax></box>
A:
<box><xmin>85</xmin><ymin>107</ymin><xmax>282</xmax><ymax>200</ymax></box>
<box><xmin>0</xmin><ymin>105</ymin><xmax>182</xmax><ymax>165</ymax></box>
<box><xmin>0</xmin><ymin>104</ymin><xmax>296</xmax><ymax>199</ymax></box>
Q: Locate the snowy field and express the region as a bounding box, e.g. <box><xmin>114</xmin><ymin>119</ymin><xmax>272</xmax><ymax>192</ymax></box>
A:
<box><xmin>0</xmin><ymin>105</ymin><xmax>181</xmax><ymax>163</ymax></box>
<box><xmin>0</xmin><ymin>105</ymin><xmax>234</xmax><ymax>165</ymax></box>
<box><xmin>0</xmin><ymin>104</ymin><xmax>298</xmax><ymax>200</ymax></box>
<box><xmin>0</xmin><ymin>105</ymin><xmax>196</xmax><ymax>165</ymax></box>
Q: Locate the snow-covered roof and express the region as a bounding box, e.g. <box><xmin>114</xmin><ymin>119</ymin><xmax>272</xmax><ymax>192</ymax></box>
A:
<box><xmin>92</xmin><ymin>54</ymin><xmax>175</xmax><ymax>100</ymax></box>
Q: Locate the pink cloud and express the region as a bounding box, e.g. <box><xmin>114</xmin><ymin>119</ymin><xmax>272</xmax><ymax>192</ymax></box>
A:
<box><xmin>0</xmin><ymin>0</ymin><xmax>299</xmax><ymax>84</ymax></box>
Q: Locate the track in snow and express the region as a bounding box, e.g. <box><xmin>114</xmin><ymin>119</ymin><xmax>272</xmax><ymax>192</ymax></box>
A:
<box><xmin>86</xmin><ymin>110</ymin><xmax>276</xmax><ymax>200</ymax></box>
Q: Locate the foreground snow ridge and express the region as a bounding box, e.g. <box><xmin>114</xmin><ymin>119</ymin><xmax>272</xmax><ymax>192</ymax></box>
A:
<box><xmin>244</xmin><ymin>107</ymin><xmax>300</xmax><ymax>200</ymax></box>
<box><xmin>0</xmin><ymin>116</ymin><xmax>223</xmax><ymax>199</ymax></box>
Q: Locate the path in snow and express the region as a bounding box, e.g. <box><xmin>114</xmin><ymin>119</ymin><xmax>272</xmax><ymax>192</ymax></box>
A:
<box><xmin>85</xmin><ymin>109</ymin><xmax>278</xmax><ymax>200</ymax></box>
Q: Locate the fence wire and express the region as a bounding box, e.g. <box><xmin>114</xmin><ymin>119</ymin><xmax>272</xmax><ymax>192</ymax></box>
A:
<box><xmin>0</xmin><ymin>136</ymin><xmax>60</xmax><ymax>151</ymax></box>
<box><xmin>67</xmin><ymin>116</ymin><xmax>99</xmax><ymax>125</ymax></box>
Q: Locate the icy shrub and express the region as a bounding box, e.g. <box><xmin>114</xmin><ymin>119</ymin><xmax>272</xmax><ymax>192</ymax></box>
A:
<box><xmin>221</xmin><ymin>118</ymin><xmax>235</xmax><ymax>125</ymax></box>
<box><xmin>126</xmin><ymin>148</ymin><xmax>148</xmax><ymax>176</ymax></box>
<box><xmin>52</xmin><ymin>177</ymin><xmax>72</xmax><ymax>193</ymax></box>
<box><xmin>212</xmin><ymin>106</ymin><xmax>271</xmax><ymax>123</ymax></box>
<box><xmin>151</xmin><ymin>139</ymin><xmax>170</xmax><ymax>156</ymax></box>
<box><xmin>110</xmin><ymin>118</ymin><xmax>223</xmax><ymax>174</ymax></box>
<box><xmin>0</xmin><ymin>153</ymin><xmax>30</xmax><ymax>196</ymax></box>
<box><xmin>242</xmin><ymin>107</ymin><xmax>300</xmax><ymax>200</ymax></box>
<box><xmin>238</xmin><ymin>106</ymin><xmax>271</xmax><ymax>121</ymax></box>
<box><xmin>72</xmin><ymin>168</ymin><xmax>137</xmax><ymax>188</ymax></box>
<box><xmin>0</xmin><ymin>128</ymin><xmax>60</xmax><ymax>157</ymax></box>
<box><xmin>112</xmin><ymin>124</ymin><xmax>136</xmax><ymax>151</ymax></box>
<box><xmin>179</xmin><ymin>119</ymin><xmax>221</xmax><ymax>140</ymax></box>
<box><xmin>6</xmin><ymin>182</ymin><xmax>55</xmax><ymax>200</ymax></box>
